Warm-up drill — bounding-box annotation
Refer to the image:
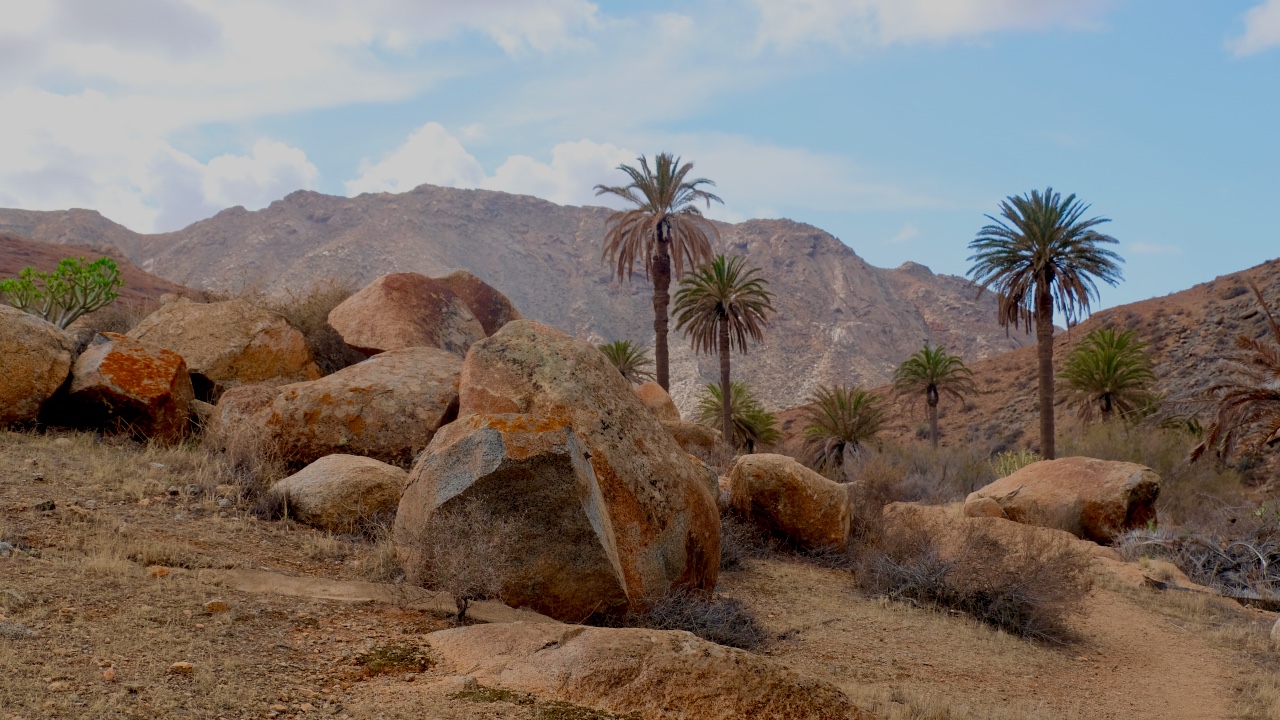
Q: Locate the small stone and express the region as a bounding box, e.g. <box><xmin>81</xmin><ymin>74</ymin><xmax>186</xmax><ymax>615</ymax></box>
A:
<box><xmin>185</xmin><ymin>484</ymin><xmax>201</xmax><ymax>496</ymax></box>
<box><xmin>47</xmin><ymin>681</ymin><xmax>70</xmax><ymax>692</ymax></box>
<box><xmin>102</xmin><ymin>667</ymin><xmax>116</xmax><ymax>682</ymax></box>
<box><xmin>218</xmin><ymin>498</ymin><xmax>231</xmax><ymax>508</ymax></box>
<box><xmin>270</xmin><ymin>704</ymin><xmax>288</xmax><ymax>712</ymax></box>
<box><xmin>138</xmin><ymin>498</ymin><xmax>152</xmax><ymax>507</ymax></box>
<box><xmin>147</xmin><ymin>566</ymin><xmax>170</xmax><ymax>579</ymax></box>
<box><xmin>84</xmin><ymin>500</ymin><xmax>96</xmax><ymax>510</ymax></box>
<box><xmin>150</xmin><ymin>462</ymin><xmax>166</xmax><ymax>469</ymax></box>
<box><xmin>0</xmin><ymin>542</ymin><xmax>13</xmax><ymax>558</ymax></box>
<box><xmin>298</xmin><ymin>702</ymin><xmax>314</xmax><ymax>712</ymax></box>
<box><xmin>32</xmin><ymin>473</ymin><xmax>45</xmax><ymax>483</ymax></box>
<box><xmin>34</xmin><ymin>500</ymin><xmax>55</xmax><ymax>512</ymax></box>
<box><xmin>167</xmin><ymin>486</ymin><xmax>179</xmax><ymax>496</ymax></box>
<box><xmin>169</xmin><ymin>661</ymin><xmax>194</xmax><ymax>674</ymax></box>
<box><xmin>204</xmin><ymin>600</ymin><xmax>230</xmax><ymax>614</ymax></box>
<box><xmin>1271</xmin><ymin>617</ymin><xmax>1279</xmax><ymax>646</ymax></box>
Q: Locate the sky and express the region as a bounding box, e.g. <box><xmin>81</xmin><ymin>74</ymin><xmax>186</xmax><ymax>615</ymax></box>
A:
<box><xmin>1</xmin><ymin>0</ymin><xmax>1279</xmax><ymax>311</ymax></box>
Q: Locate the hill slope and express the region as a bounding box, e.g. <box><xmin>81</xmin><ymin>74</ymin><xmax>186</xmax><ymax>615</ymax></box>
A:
<box><xmin>0</xmin><ymin>233</ymin><xmax>190</xmax><ymax>307</ymax></box>
<box><xmin>0</xmin><ymin>185</ymin><xmax>1031</xmax><ymax>410</ymax></box>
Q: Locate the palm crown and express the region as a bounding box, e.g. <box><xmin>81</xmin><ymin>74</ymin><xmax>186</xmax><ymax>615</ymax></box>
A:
<box><xmin>674</xmin><ymin>254</ymin><xmax>774</xmax><ymax>443</ymax></box>
<box><xmin>893</xmin><ymin>344</ymin><xmax>975</xmax><ymax>447</ymax></box>
<box><xmin>802</xmin><ymin>384</ymin><xmax>885</xmax><ymax>476</ymax></box>
<box><xmin>598</xmin><ymin>340</ymin><xmax>656</xmax><ymax>385</ymax></box>
<box><xmin>1058</xmin><ymin>327</ymin><xmax>1157</xmax><ymax>424</ymax></box>
<box><xmin>694</xmin><ymin>381</ymin><xmax>780</xmax><ymax>452</ymax></box>
<box><xmin>967</xmin><ymin>187</ymin><xmax>1124</xmax><ymax>459</ymax></box>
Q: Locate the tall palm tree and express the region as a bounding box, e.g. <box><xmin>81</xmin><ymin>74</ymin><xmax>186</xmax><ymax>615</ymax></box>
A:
<box><xmin>802</xmin><ymin>384</ymin><xmax>885</xmax><ymax>475</ymax></box>
<box><xmin>1058</xmin><ymin>327</ymin><xmax>1156</xmax><ymax>424</ymax></box>
<box><xmin>673</xmin><ymin>255</ymin><xmax>775</xmax><ymax>442</ymax></box>
<box><xmin>598</xmin><ymin>340</ymin><xmax>655</xmax><ymax>384</ymax></box>
<box><xmin>892</xmin><ymin>344</ymin><xmax>976</xmax><ymax>448</ymax></box>
<box><xmin>1190</xmin><ymin>281</ymin><xmax>1280</xmax><ymax>463</ymax></box>
<box><xmin>967</xmin><ymin>187</ymin><xmax>1124</xmax><ymax>459</ymax></box>
<box><xmin>596</xmin><ymin>153</ymin><xmax>722</xmax><ymax>391</ymax></box>
<box><xmin>694</xmin><ymin>381</ymin><xmax>780</xmax><ymax>452</ymax></box>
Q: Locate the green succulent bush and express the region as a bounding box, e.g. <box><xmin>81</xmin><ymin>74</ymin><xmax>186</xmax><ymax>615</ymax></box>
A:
<box><xmin>0</xmin><ymin>256</ymin><xmax>123</xmax><ymax>329</ymax></box>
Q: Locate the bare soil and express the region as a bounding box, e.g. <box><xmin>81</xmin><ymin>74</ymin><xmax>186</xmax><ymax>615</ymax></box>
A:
<box><xmin>2</xmin><ymin>430</ymin><xmax>1277</xmax><ymax>719</ymax></box>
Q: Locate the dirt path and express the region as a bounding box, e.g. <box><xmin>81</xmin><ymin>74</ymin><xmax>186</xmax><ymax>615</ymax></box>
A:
<box><xmin>719</xmin><ymin>557</ymin><xmax>1239</xmax><ymax>720</ymax></box>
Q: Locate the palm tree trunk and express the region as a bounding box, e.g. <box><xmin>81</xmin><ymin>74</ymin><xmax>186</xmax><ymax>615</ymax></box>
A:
<box><xmin>1100</xmin><ymin>394</ymin><xmax>1112</xmax><ymax>424</ymax></box>
<box><xmin>653</xmin><ymin>227</ymin><xmax>672</xmax><ymax>391</ymax></box>
<box><xmin>927</xmin><ymin>390</ymin><xmax>940</xmax><ymax>449</ymax></box>
<box><xmin>1035</xmin><ymin>284</ymin><xmax>1056</xmax><ymax>459</ymax></box>
<box><xmin>719</xmin><ymin>317</ymin><xmax>732</xmax><ymax>446</ymax></box>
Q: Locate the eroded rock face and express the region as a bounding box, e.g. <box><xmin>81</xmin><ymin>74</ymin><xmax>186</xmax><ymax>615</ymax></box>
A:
<box><xmin>68</xmin><ymin>333</ymin><xmax>194</xmax><ymax>443</ymax></box>
<box><xmin>440</xmin><ymin>320</ymin><xmax>720</xmax><ymax>611</ymax></box>
<box><xmin>435</xmin><ymin>269</ymin><xmax>522</xmax><ymax>337</ymax></box>
<box><xmin>727</xmin><ymin>453</ymin><xmax>851</xmax><ymax>552</ymax></box>
<box><xmin>0</xmin><ymin>306</ymin><xmax>74</xmax><ymax>425</ymax></box>
<box><xmin>270</xmin><ymin>455</ymin><xmax>408</xmax><ymax>534</ymax></box>
<box><xmin>327</xmin><ymin>272</ymin><xmax>485</xmax><ymax>357</ymax></box>
<box><xmin>634</xmin><ymin>382</ymin><xmax>681</xmax><ymax>422</ymax></box>
<box><xmin>963</xmin><ymin>456</ymin><xmax>1160</xmax><ymax>544</ymax></box>
<box><xmin>396</xmin><ymin>414</ymin><xmax>632</xmax><ymax>620</ymax></box>
<box><xmin>263</xmin><ymin>347</ymin><xmax>462</xmax><ymax>467</ymax></box>
<box><xmin>127</xmin><ymin>298</ymin><xmax>320</xmax><ymax>399</ymax></box>
<box><xmin>425</xmin><ymin>622</ymin><xmax>862</xmax><ymax>720</ymax></box>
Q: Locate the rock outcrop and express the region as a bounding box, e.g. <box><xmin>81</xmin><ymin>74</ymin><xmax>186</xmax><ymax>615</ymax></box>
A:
<box><xmin>327</xmin><ymin>272</ymin><xmax>486</xmax><ymax>357</ymax></box>
<box><xmin>397</xmin><ymin>321</ymin><xmax>719</xmax><ymax>619</ymax></box>
<box><xmin>426</xmin><ymin>622</ymin><xmax>862</xmax><ymax>720</ymax></box>
<box><xmin>68</xmin><ymin>333</ymin><xmax>194</xmax><ymax>443</ymax></box>
<box><xmin>0</xmin><ymin>306</ymin><xmax>74</xmax><ymax>425</ymax></box>
<box><xmin>127</xmin><ymin>298</ymin><xmax>320</xmax><ymax>399</ymax></box>
<box><xmin>634</xmin><ymin>382</ymin><xmax>681</xmax><ymax>422</ymax></box>
<box><xmin>963</xmin><ymin>456</ymin><xmax>1160</xmax><ymax>544</ymax></box>
<box><xmin>726</xmin><ymin>453</ymin><xmax>851</xmax><ymax>552</ymax></box>
<box><xmin>206</xmin><ymin>383</ymin><xmax>279</xmax><ymax>446</ymax></box>
<box><xmin>262</xmin><ymin>347</ymin><xmax>462</xmax><ymax>467</ymax></box>
<box><xmin>662</xmin><ymin>420</ymin><xmax>722</xmax><ymax>454</ymax></box>
<box><xmin>435</xmin><ymin>269</ymin><xmax>522</xmax><ymax>336</ymax></box>
<box><xmin>270</xmin><ymin>455</ymin><xmax>408</xmax><ymax>534</ymax></box>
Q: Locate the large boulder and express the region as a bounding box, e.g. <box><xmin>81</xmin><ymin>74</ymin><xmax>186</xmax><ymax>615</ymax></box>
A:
<box><xmin>205</xmin><ymin>383</ymin><xmax>279</xmax><ymax>446</ymax></box>
<box><xmin>127</xmin><ymin>298</ymin><xmax>320</xmax><ymax>399</ymax></box>
<box><xmin>663</xmin><ymin>420</ymin><xmax>722</xmax><ymax>454</ymax></box>
<box><xmin>0</xmin><ymin>306</ymin><xmax>74</xmax><ymax>425</ymax></box>
<box><xmin>327</xmin><ymin>272</ymin><xmax>485</xmax><ymax>357</ymax></box>
<box><xmin>270</xmin><ymin>455</ymin><xmax>408</xmax><ymax>534</ymax></box>
<box><xmin>726</xmin><ymin>453</ymin><xmax>851</xmax><ymax>552</ymax></box>
<box><xmin>398</xmin><ymin>321</ymin><xmax>719</xmax><ymax>619</ymax></box>
<box><xmin>68</xmin><ymin>333</ymin><xmax>194</xmax><ymax>443</ymax></box>
<box><xmin>261</xmin><ymin>347</ymin><xmax>462</xmax><ymax>467</ymax></box>
<box><xmin>397</xmin><ymin>414</ymin><xmax>635</xmax><ymax>619</ymax></box>
<box><xmin>963</xmin><ymin>456</ymin><xmax>1161</xmax><ymax>544</ymax></box>
<box><xmin>425</xmin><ymin>622</ymin><xmax>861</xmax><ymax>720</ymax></box>
<box><xmin>635</xmin><ymin>382</ymin><xmax>681</xmax><ymax>422</ymax></box>
<box><xmin>435</xmin><ymin>269</ymin><xmax>522</xmax><ymax>337</ymax></box>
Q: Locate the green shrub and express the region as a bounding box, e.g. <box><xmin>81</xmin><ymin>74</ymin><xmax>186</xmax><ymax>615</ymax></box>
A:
<box><xmin>989</xmin><ymin>449</ymin><xmax>1042</xmax><ymax>478</ymax></box>
<box><xmin>0</xmin><ymin>256</ymin><xmax>122</xmax><ymax>329</ymax></box>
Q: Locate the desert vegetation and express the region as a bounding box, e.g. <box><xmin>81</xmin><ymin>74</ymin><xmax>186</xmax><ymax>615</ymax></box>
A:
<box><xmin>893</xmin><ymin>344</ymin><xmax>975</xmax><ymax>448</ymax></box>
<box><xmin>1</xmin><ymin>255</ymin><xmax>122</xmax><ymax>329</ymax></box>
<box><xmin>1058</xmin><ymin>326</ymin><xmax>1157</xmax><ymax>424</ymax></box>
<box><xmin>598</xmin><ymin>339</ymin><xmax>655</xmax><ymax>384</ymax></box>
<box><xmin>801</xmin><ymin>384</ymin><xmax>886</xmax><ymax>477</ymax></box>
<box><xmin>694</xmin><ymin>381</ymin><xmax>780</xmax><ymax>451</ymax></box>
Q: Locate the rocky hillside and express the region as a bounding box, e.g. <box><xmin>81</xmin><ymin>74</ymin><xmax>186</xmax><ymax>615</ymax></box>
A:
<box><xmin>0</xmin><ymin>185</ymin><xmax>1031</xmax><ymax>410</ymax></box>
<box><xmin>0</xmin><ymin>233</ymin><xmax>190</xmax><ymax>306</ymax></box>
<box><xmin>832</xmin><ymin>257</ymin><xmax>1280</xmax><ymax>453</ymax></box>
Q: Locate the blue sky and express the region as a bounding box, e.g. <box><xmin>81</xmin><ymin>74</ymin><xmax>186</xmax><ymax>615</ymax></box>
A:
<box><xmin>2</xmin><ymin>0</ymin><xmax>1278</xmax><ymax>311</ymax></box>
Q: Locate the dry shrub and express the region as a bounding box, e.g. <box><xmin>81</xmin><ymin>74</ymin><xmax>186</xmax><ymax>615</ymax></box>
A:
<box><xmin>687</xmin><ymin>441</ymin><xmax>739</xmax><ymax>476</ymax></box>
<box><xmin>354</xmin><ymin>642</ymin><xmax>434</xmax><ymax>676</ymax></box>
<box><xmin>845</xmin><ymin>443</ymin><xmax>997</xmax><ymax>505</ymax></box>
<box><xmin>608</xmin><ymin>589</ymin><xmax>769</xmax><ymax>650</ymax></box>
<box><xmin>400</xmin><ymin>499</ymin><xmax>520</xmax><ymax>623</ymax></box>
<box><xmin>1115</xmin><ymin>500</ymin><xmax>1280</xmax><ymax>602</ymax></box>
<box><xmin>260</xmin><ymin>279</ymin><xmax>364</xmax><ymax>375</ymax></box>
<box><xmin>854</xmin><ymin>513</ymin><xmax>1092</xmax><ymax>643</ymax></box>
<box><xmin>202</xmin><ymin>421</ymin><xmax>287</xmax><ymax>501</ymax></box>
<box><xmin>718</xmin><ymin>512</ymin><xmax>779</xmax><ymax>571</ymax></box>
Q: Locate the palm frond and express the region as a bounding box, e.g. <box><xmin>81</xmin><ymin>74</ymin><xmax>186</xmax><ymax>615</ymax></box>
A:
<box><xmin>1057</xmin><ymin>326</ymin><xmax>1157</xmax><ymax>424</ymax></box>
<box><xmin>801</xmin><ymin>384</ymin><xmax>885</xmax><ymax>472</ymax></box>
<box><xmin>694</xmin><ymin>381</ymin><xmax>780</xmax><ymax>450</ymax></box>
<box><xmin>672</xmin><ymin>255</ymin><xmax>775</xmax><ymax>356</ymax></box>
<box><xmin>598</xmin><ymin>340</ymin><xmax>655</xmax><ymax>384</ymax></box>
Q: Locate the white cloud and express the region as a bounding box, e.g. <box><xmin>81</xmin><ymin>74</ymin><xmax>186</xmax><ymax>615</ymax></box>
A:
<box><xmin>345</xmin><ymin>123</ymin><xmax>486</xmax><ymax>196</ymax></box>
<box><xmin>203</xmin><ymin>141</ymin><xmax>320</xmax><ymax>211</ymax></box>
<box><xmin>1229</xmin><ymin>0</ymin><xmax>1280</xmax><ymax>56</ymax></box>
<box><xmin>485</xmin><ymin>140</ymin><xmax>636</xmax><ymax>206</ymax></box>
<box><xmin>753</xmin><ymin>0</ymin><xmax>1113</xmax><ymax>50</ymax></box>
<box><xmin>890</xmin><ymin>222</ymin><xmax>921</xmax><ymax>244</ymax></box>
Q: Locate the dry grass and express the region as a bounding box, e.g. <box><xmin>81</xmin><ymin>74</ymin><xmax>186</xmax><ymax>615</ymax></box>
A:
<box><xmin>253</xmin><ymin>278</ymin><xmax>365</xmax><ymax>376</ymax></box>
<box><xmin>846</xmin><ymin>684</ymin><xmax>1083</xmax><ymax>720</ymax></box>
<box><xmin>606</xmin><ymin>589</ymin><xmax>770</xmax><ymax>650</ymax></box>
<box><xmin>844</xmin><ymin>443</ymin><xmax>997</xmax><ymax>505</ymax></box>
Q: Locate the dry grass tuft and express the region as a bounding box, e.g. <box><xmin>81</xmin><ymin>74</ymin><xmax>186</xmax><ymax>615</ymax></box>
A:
<box><xmin>845</xmin><ymin>443</ymin><xmax>997</xmax><ymax>505</ymax></box>
<box><xmin>609</xmin><ymin>589</ymin><xmax>770</xmax><ymax>650</ymax></box>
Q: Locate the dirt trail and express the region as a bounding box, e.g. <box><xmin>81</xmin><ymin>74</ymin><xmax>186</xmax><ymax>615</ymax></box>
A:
<box><xmin>719</xmin><ymin>557</ymin><xmax>1239</xmax><ymax>720</ymax></box>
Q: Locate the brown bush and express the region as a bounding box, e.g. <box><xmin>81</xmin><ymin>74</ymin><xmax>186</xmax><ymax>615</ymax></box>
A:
<box><xmin>854</xmin><ymin>513</ymin><xmax>1092</xmax><ymax>643</ymax></box>
<box><xmin>261</xmin><ymin>279</ymin><xmax>365</xmax><ymax>375</ymax></box>
<box><xmin>844</xmin><ymin>443</ymin><xmax>997</xmax><ymax>505</ymax></box>
<box><xmin>719</xmin><ymin>513</ymin><xmax>779</xmax><ymax>571</ymax></box>
<box><xmin>607</xmin><ymin>589</ymin><xmax>770</xmax><ymax>650</ymax></box>
<box><xmin>399</xmin><ymin>499</ymin><xmax>521</xmax><ymax>623</ymax></box>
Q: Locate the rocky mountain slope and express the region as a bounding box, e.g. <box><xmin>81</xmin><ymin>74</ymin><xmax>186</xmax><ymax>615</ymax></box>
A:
<box><xmin>822</xmin><ymin>257</ymin><xmax>1280</xmax><ymax>454</ymax></box>
<box><xmin>0</xmin><ymin>233</ymin><xmax>190</xmax><ymax>306</ymax></box>
<box><xmin>0</xmin><ymin>185</ymin><xmax>1030</xmax><ymax>410</ymax></box>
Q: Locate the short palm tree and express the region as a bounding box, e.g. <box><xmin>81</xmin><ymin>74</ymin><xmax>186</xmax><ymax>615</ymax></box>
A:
<box><xmin>673</xmin><ymin>255</ymin><xmax>775</xmax><ymax>442</ymax></box>
<box><xmin>802</xmin><ymin>384</ymin><xmax>885</xmax><ymax>475</ymax></box>
<box><xmin>598</xmin><ymin>340</ymin><xmax>655</xmax><ymax>384</ymax></box>
<box><xmin>1058</xmin><ymin>327</ymin><xmax>1156</xmax><ymax>424</ymax></box>
<box><xmin>967</xmin><ymin>187</ymin><xmax>1124</xmax><ymax>459</ymax></box>
<box><xmin>1190</xmin><ymin>281</ymin><xmax>1280</xmax><ymax>463</ymax></box>
<box><xmin>694</xmin><ymin>381</ymin><xmax>780</xmax><ymax>452</ymax></box>
<box><xmin>892</xmin><ymin>344</ymin><xmax>976</xmax><ymax>448</ymax></box>
<box><xmin>596</xmin><ymin>153</ymin><xmax>721</xmax><ymax>392</ymax></box>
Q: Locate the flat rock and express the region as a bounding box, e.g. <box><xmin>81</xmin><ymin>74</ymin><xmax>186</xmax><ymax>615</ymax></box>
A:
<box><xmin>425</xmin><ymin>622</ymin><xmax>863</xmax><ymax>720</ymax></box>
<box><xmin>0</xmin><ymin>305</ymin><xmax>74</xmax><ymax>425</ymax></box>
